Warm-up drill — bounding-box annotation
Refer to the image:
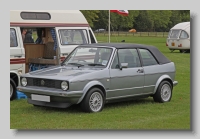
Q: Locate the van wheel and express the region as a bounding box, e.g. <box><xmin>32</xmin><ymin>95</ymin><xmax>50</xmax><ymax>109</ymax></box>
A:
<box><xmin>179</xmin><ymin>50</ymin><xmax>184</xmax><ymax>53</ymax></box>
<box><xmin>153</xmin><ymin>81</ymin><xmax>172</xmax><ymax>103</ymax></box>
<box><xmin>10</xmin><ymin>78</ymin><xmax>16</xmax><ymax>101</ymax></box>
<box><xmin>80</xmin><ymin>88</ymin><xmax>105</xmax><ymax>113</ymax></box>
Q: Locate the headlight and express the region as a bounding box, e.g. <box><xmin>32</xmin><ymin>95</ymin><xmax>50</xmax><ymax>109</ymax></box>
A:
<box><xmin>21</xmin><ymin>77</ymin><xmax>27</xmax><ymax>86</ymax></box>
<box><xmin>61</xmin><ymin>81</ymin><xmax>68</xmax><ymax>90</ymax></box>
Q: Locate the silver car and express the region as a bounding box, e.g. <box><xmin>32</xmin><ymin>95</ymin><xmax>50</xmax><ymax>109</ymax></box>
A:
<box><xmin>17</xmin><ymin>43</ymin><xmax>178</xmax><ymax>113</ymax></box>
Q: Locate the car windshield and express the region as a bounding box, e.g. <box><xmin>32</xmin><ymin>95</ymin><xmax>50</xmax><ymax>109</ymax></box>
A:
<box><xmin>62</xmin><ymin>47</ymin><xmax>113</xmax><ymax>68</ymax></box>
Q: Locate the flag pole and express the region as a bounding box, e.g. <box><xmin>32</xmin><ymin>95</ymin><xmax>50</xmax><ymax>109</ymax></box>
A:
<box><xmin>108</xmin><ymin>10</ymin><xmax>110</xmax><ymax>43</ymax></box>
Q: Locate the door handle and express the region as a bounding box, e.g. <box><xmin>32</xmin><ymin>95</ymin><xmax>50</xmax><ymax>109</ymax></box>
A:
<box><xmin>137</xmin><ymin>69</ymin><xmax>144</xmax><ymax>73</ymax></box>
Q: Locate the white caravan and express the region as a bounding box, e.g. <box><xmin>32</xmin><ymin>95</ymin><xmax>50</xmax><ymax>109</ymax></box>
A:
<box><xmin>10</xmin><ymin>10</ymin><xmax>98</xmax><ymax>100</ymax></box>
<box><xmin>166</xmin><ymin>22</ymin><xmax>190</xmax><ymax>53</ymax></box>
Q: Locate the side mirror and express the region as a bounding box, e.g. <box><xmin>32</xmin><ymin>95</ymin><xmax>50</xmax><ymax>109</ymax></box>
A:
<box><xmin>120</xmin><ymin>63</ymin><xmax>128</xmax><ymax>70</ymax></box>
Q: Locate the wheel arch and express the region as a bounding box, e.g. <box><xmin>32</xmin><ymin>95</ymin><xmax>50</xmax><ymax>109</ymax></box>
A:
<box><xmin>76</xmin><ymin>80</ymin><xmax>106</xmax><ymax>104</ymax></box>
<box><xmin>10</xmin><ymin>71</ymin><xmax>20</xmax><ymax>87</ymax></box>
<box><xmin>154</xmin><ymin>75</ymin><xmax>173</xmax><ymax>94</ymax></box>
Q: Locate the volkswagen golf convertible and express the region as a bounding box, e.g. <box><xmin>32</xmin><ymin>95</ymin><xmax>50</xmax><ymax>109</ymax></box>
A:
<box><xmin>17</xmin><ymin>43</ymin><xmax>178</xmax><ymax>113</ymax></box>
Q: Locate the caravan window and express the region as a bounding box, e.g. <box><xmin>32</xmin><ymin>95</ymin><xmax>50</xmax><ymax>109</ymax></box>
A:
<box><xmin>59</xmin><ymin>29</ymin><xmax>89</xmax><ymax>45</ymax></box>
<box><xmin>179</xmin><ymin>30</ymin><xmax>189</xmax><ymax>39</ymax></box>
<box><xmin>10</xmin><ymin>28</ymin><xmax>18</xmax><ymax>47</ymax></box>
<box><xmin>167</xmin><ymin>30</ymin><xmax>172</xmax><ymax>38</ymax></box>
<box><xmin>169</xmin><ymin>30</ymin><xmax>181</xmax><ymax>39</ymax></box>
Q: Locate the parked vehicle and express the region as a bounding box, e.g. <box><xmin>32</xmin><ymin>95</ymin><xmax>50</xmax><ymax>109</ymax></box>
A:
<box><xmin>10</xmin><ymin>10</ymin><xmax>97</xmax><ymax>100</ymax></box>
<box><xmin>17</xmin><ymin>43</ymin><xmax>178</xmax><ymax>113</ymax></box>
<box><xmin>166</xmin><ymin>22</ymin><xmax>190</xmax><ymax>53</ymax></box>
<box><xmin>94</xmin><ymin>29</ymin><xmax>105</xmax><ymax>33</ymax></box>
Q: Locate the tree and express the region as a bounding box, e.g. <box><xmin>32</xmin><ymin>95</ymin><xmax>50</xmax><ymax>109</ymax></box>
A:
<box><xmin>80</xmin><ymin>10</ymin><xmax>100</xmax><ymax>28</ymax></box>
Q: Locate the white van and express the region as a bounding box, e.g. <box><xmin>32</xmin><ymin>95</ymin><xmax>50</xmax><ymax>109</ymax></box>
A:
<box><xmin>166</xmin><ymin>22</ymin><xmax>190</xmax><ymax>53</ymax></box>
<box><xmin>10</xmin><ymin>10</ymin><xmax>98</xmax><ymax>100</ymax></box>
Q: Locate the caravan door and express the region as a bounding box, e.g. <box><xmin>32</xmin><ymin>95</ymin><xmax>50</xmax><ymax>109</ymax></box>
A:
<box><xmin>55</xmin><ymin>27</ymin><xmax>93</xmax><ymax>61</ymax></box>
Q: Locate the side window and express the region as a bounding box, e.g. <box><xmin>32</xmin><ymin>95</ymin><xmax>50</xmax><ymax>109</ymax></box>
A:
<box><xmin>179</xmin><ymin>30</ymin><xmax>189</xmax><ymax>39</ymax></box>
<box><xmin>111</xmin><ymin>49</ymin><xmax>141</xmax><ymax>69</ymax></box>
<box><xmin>89</xmin><ymin>30</ymin><xmax>96</xmax><ymax>43</ymax></box>
<box><xmin>139</xmin><ymin>49</ymin><xmax>158</xmax><ymax>66</ymax></box>
<box><xmin>59</xmin><ymin>29</ymin><xmax>88</xmax><ymax>45</ymax></box>
<box><xmin>10</xmin><ymin>28</ymin><xmax>18</xmax><ymax>47</ymax></box>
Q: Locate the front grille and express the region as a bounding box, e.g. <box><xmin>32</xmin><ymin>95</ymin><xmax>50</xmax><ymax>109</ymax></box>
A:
<box><xmin>27</xmin><ymin>78</ymin><xmax>61</xmax><ymax>89</ymax></box>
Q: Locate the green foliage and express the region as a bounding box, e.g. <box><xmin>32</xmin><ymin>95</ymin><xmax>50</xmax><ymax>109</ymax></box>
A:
<box><xmin>80</xmin><ymin>10</ymin><xmax>190</xmax><ymax>32</ymax></box>
<box><xmin>80</xmin><ymin>10</ymin><xmax>100</xmax><ymax>28</ymax></box>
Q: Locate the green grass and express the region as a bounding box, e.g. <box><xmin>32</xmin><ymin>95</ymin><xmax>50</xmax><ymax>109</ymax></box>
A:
<box><xmin>10</xmin><ymin>36</ymin><xmax>190</xmax><ymax>130</ymax></box>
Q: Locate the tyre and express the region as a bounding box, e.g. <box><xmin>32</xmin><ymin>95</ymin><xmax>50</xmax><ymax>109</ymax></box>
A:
<box><xmin>10</xmin><ymin>78</ymin><xmax>17</xmax><ymax>101</ymax></box>
<box><xmin>179</xmin><ymin>50</ymin><xmax>184</xmax><ymax>53</ymax></box>
<box><xmin>153</xmin><ymin>81</ymin><xmax>172</xmax><ymax>103</ymax></box>
<box><xmin>80</xmin><ymin>88</ymin><xmax>105</xmax><ymax>113</ymax></box>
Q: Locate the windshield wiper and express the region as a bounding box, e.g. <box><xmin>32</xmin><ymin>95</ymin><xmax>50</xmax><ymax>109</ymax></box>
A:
<box><xmin>67</xmin><ymin>63</ymin><xmax>84</xmax><ymax>68</ymax></box>
<box><xmin>87</xmin><ymin>63</ymin><xmax>105</xmax><ymax>66</ymax></box>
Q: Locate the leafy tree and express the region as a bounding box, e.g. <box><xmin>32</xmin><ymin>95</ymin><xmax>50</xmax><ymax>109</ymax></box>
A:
<box><xmin>80</xmin><ymin>10</ymin><xmax>100</xmax><ymax>28</ymax></box>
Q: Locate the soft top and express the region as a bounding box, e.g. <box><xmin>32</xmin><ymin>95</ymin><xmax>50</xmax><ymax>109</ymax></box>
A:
<box><xmin>79</xmin><ymin>43</ymin><xmax>171</xmax><ymax>64</ymax></box>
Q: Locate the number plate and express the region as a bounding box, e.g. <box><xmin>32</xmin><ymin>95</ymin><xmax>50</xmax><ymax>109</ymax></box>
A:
<box><xmin>31</xmin><ymin>94</ymin><xmax>50</xmax><ymax>102</ymax></box>
<box><xmin>171</xmin><ymin>42</ymin><xmax>175</xmax><ymax>46</ymax></box>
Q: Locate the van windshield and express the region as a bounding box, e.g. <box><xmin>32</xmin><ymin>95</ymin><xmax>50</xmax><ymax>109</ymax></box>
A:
<box><xmin>59</xmin><ymin>29</ymin><xmax>89</xmax><ymax>45</ymax></box>
<box><xmin>169</xmin><ymin>29</ymin><xmax>181</xmax><ymax>39</ymax></box>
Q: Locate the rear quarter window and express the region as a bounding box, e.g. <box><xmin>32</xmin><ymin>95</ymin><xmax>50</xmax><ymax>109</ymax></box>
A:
<box><xmin>139</xmin><ymin>49</ymin><xmax>158</xmax><ymax>66</ymax></box>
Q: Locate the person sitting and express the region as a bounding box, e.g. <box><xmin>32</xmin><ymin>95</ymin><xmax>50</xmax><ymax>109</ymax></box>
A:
<box><xmin>21</xmin><ymin>29</ymin><xmax>27</xmax><ymax>42</ymax></box>
<box><xmin>24</xmin><ymin>29</ymin><xmax>34</xmax><ymax>43</ymax></box>
<box><xmin>35</xmin><ymin>28</ymin><xmax>45</xmax><ymax>44</ymax></box>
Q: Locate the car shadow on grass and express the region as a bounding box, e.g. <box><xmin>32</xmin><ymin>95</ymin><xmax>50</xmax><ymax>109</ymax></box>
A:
<box><xmin>30</xmin><ymin>98</ymin><xmax>156</xmax><ymax>113</ymax></box>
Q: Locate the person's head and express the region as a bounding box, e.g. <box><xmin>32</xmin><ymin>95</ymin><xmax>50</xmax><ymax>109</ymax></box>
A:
<box><xmin>22</xmin><ymin>29</ymin><xmax>27</xmax><ymax>35</ymax></box>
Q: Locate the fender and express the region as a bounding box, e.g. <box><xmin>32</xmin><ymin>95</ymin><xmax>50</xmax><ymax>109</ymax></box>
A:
<box><xmin>10</xmin><ymin>70</ymin><xmax>22</xmax><ymax>86</ymax></box>
<box><xmin>76</xmin><ymin>80</ymin><xmax>106</xmax><ymax>104</ymax></box>
<box><xmin>153</xmin><ymin>74</ymin><xmax>172</xmax><ymax>94</ymax></box>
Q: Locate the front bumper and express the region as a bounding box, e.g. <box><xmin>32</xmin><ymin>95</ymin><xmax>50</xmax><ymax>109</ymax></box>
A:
<box><xmin>173</xmin><ymin>81</ymin><xmax>178</xmax><ymax>87</ymax></box>
<box><xmin>17</xmin><ymin>86</ymin><xmax>83</xmax><ymax>108</ymax></box>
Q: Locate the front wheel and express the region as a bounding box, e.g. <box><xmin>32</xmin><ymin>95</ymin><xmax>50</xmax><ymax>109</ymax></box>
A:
<box><xmin>80</xmin><ymin>88</ymin><xmax>105</xmax><ymax>113</ymax></box>
<box><xmin>153</xmin><ymin>81</ymin><xmax>172</xmax><ymax>103</ymax></box>
<box><xmin>10</xmin><ymin>78</ymin><xmax>17</xmax><ymax>101</ymax></box>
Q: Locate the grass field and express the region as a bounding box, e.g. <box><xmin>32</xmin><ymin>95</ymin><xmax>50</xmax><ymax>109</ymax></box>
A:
<box><xmin>10</xmin><ymin>36</ymin><xmax>190</xmax><ymax>130</ymax></box>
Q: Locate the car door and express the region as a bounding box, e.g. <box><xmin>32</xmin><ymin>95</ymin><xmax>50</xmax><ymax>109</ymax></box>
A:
<box><xmin>10</xmin><ymin>27</ymin><xmax>24</xmax><ymax>71</ymax></box>
<box><xmin>138</xmin><ymin>48</ymin><xmax>161</xmax><ymax>94</ymax></box>
<box><xmin>107</xmin><ymin>48</ymin><xmax>145</xmax><ymax>99</ymax></box>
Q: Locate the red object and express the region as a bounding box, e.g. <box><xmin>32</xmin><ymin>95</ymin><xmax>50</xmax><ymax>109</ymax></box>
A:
<box><xmin>110</xmin><ymin>10</ymin><xmax>129</xmax><ymax>16</ymax></box>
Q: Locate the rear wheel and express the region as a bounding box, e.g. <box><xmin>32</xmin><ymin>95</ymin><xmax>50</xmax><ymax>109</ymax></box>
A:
<box><xmin>10</xmin><ymin>78</ymin><xmax>16</xmax><ymax>101</ymax></box>
<box><xmin>80</xmin><ymin>88</ymin><xmax>105</xmax><ymax>113</ymax></box>
<box><xmin>153</xmin><ymin>81</ymin><xmax>172</xmax><ymax>103</ymax></box>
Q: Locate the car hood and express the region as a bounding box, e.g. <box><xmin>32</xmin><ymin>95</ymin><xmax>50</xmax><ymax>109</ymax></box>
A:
<box><xmin>25</xmin><ymin>66</ymin><xmax>102</xmax><ymax>80</ymax></box>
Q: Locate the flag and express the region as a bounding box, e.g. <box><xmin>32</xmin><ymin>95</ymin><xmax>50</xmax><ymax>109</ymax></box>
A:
<box><xmin>110</xmin><ymin>10</ymin><xmax>129</xmax><ymax>16</ymax></box>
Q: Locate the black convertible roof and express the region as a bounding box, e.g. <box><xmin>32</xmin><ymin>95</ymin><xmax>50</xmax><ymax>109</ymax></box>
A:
<box><xmin>79</xmin><ymin>43</ymin><xmax>171</xmax><ymax>64</ymax></box>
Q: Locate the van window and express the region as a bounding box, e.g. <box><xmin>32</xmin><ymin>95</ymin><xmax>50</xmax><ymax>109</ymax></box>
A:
<box><xmin>170</xmin><ymin>29</ymin><xmax>181</xmax><ymax>39</ymax></box>
<box><xmin>21</xmin><ymin>12</ymin><xmax>51</xmax><ymax>20</ymax></box>
<box><xmin>59</xmin><ymin>29</ymin><xmax>88</xmax><ymax>45</ymax></box>
<box><xmin>179</xmin><ymin>30</ymin><xmax>189</xmax><ymax>39</ymax></box>
<box><xmin>10</xmin><ymin>28</ymin><xmax>18</xmax><ymax>47</ymax></box>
